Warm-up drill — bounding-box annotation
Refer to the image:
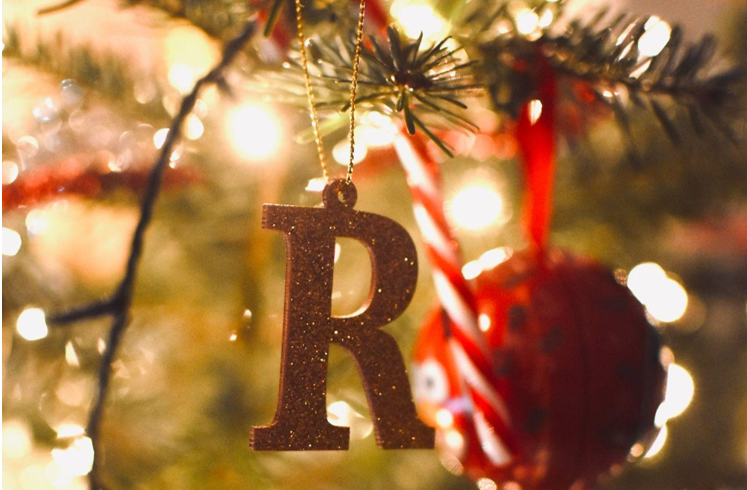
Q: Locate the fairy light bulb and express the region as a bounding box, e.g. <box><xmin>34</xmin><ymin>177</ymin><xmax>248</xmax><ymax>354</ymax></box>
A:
<box><xmin>16</xmin><ymin>307</ymin><xmax>49</xmax><ymax>341</ymax></box>
<box><xmin>449</xmin><ymin>184</ymin><xmax>504</xmax><ymax>230</ymax></box>
<box><xmin>3</xmin><ymin>227</ymin><xmax>22</xmax><ymax>256</ymax></box>
<box><xmin>227</xmin><ymin>104</ymin><xmax>282</xmax><ymax>161</ymax></box>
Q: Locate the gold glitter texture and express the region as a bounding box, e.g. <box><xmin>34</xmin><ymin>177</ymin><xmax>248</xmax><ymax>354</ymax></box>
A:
<box><xmin>251</xmin><ymin>179</ymin><xmax>435</xmax><ymax>451</ymax></box>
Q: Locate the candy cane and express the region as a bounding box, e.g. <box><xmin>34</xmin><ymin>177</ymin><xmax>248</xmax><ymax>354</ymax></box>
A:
<box><xmin>394</xmin><ymin>130</ymin><xmax>516</xmax><ymax>465</ymax></box>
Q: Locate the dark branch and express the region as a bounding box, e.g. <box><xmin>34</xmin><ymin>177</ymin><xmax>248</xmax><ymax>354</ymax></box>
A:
<box><xmin>37</xmin><ymin>0</ymin><xmax>88</xmax><ymax>16</ymax></box>
<box><xmin>40</xmin><ymin>19</ymin><xmax>258</xmax><ymax>490</ymax></box>
<box><xmin>47</xmin><ymin>299</ymin><xmax>116</xmax><ymax>325</ymax></box>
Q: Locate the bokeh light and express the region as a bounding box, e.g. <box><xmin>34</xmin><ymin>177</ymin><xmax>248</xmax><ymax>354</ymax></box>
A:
<box><xmin>3</xmin><ymin>420</ymin><xmax>32</xmax><ymax>459</ymax></box>
<box><xmin>3</xmin><ymin>227</ymin><xmax>23</xmax><ymax>256</ymax></box>
<box><xmin>333</xmin><ymin>139</ymin><xmax>367</xmax><ymax>166</ymax></box>
<box><xmin>3</xmin><ymin>160</ymin><xmax>19</xmax><ymax>184</ymax></box>
<box><xmin>627</xmin><ymin>262</ymin><xmax>688</xmax><ymax>323</ymax></box>
<box><xmin>656</xmin><ymin>363</ymin><xmax>695</xmax><ymax>426</ymax></box>
<box><xmin>477</xmin><ymin>477</ymin><xmax>498</xmax><ymax>490</ymax></box>
<box><xmin>449</xmin><ymin>184</ymin><xmax>504</xmax><ymax>230</ymax></box>
<box><xmin>638</xmin><ymin>16</ymin><xmax>672</xmax><ymax>57</ymax></box>
<box><xmin>392</xmin><ymin>0</ymin><xmax>449</xmax><ymax>40</ymax></box>
<box><xmin>644</xmin><ymin>425</ymin><xmax>668</xmax><ymax>459</ymax></box>
<box><xmin>227</xmin><ymin>104</ymin><xmax>282</xmax><ymax>161</ymax></box>
<box><xmin>52</xmin><ymin>425</ymin><xmax>94</xmax><ymax>477</ymax></box>
<box><xmin>16</xmin><ymin>307</ymin><xmax>49</xmax><ymax>341</ymax></box>
<box><xmin>516</xmin><ymin>9</ymin><xmax>540</xmax><ymax>36</ymax></box>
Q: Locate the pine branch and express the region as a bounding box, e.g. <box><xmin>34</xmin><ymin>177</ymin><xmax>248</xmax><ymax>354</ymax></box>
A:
<box><xmin>2</xmin><ymin>23</ymin><xmax>165</xmax><ymax>119</ymax></box>
<box><xmin>259</xmin><ymin>26</ymin><xmax>481</xmax><ymax>156</ymax></box>
<box><xmin>542</xmin><ymin>14</ymin><xmax>746</xmax><ymax>144</ymax></box>
<box><xmin>44</xmin><ymin>20</ymin><xmax>258</xmax><ymax>490</ymax></box>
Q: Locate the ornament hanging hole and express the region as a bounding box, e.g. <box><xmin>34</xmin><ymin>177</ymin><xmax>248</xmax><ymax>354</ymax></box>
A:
<box><xmin>323</xmin><ymin>179</ymin><xmax>357</xmax><ymax>210</ymax></box>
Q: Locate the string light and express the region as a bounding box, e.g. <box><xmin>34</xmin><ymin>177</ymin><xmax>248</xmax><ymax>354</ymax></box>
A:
<box><xmin>644</xmin><ymin>425</ymin><xmax>668</xmax><ymax>458</ymax></box>
<box><xmin>16</xmin><ymin>307</ymin><xmax>49</xmax><ymax>341</ymax></box>
<box><xmin>655</xmin><ymin>363</ymin><xmax>694</xmax><ymax>426</ymax></box>
<box><xmin>168</xmin><ymin>64</ymin><xmax>196</xmax><ymax>95</ymax></box>
<box><xmin>327</xmin><ymin>401</ymin><xmax>373</xmax><ymax>439</ymax></box>
<box><xmin>3</xmin><ymin>227</ymin><xmax>22</xmax><ymax>256</ymax></box>
<box><xmin>3</xmin><ymin>420</ymin><xmax>32</xmax><ymax>459</ymax></box>
<box><xmin>3</xmin><ymin>160</ymin><xmax>19</xmax><ymax>184</ymax></box>
<box><xmin>435</xmin><ymin>408</ymin><xmax>454</xmax><ymax>428</ymax></box>
<box><xmin>226</xmin><ymin>104</ymin><xmax>282</xmax><ymax>161</ymax></box>
<box><xmin>638</xmin><ymin>17</ymin><xmax>672</xmax><ymax>57</ymax></box>
<box><xmin>391</xmin><ymin>0</ymin><xmax>449</xmax><ymax>40</ymax></box>
<box><xmin>478</xmin><ymin>313</ymin><xmax>491</xmax><ymax>332</ymax></box>
<box><xmin>52</xmin><ymin>425</ymin><xmax>94</xmax><ymax>477</ymax></box>
<box><xmin>627</xmin><ymin>262</ymin><xmax>688</xmax><ymax>323</ymax></box>
<box><xmin>477</xmin><ymin>478</ymin><xmax>498</xmax><ymax>490</ymax></box>
<box><xmin>153</xmin><ymin>128</ymin><xmax>170</xmax><ymax>149</ymax></box>
<box><xmin>333</xmin><ymin>139</ymin><xmax>367</xmax><ymax>166</ymax></box>
<box><xmin>528</xmin><ymin>99</ymin><xmax>543</xmax><ymax>125</ymax></box>
<box><xmin>184</xmin><ymin>114</ymin><xmax>205</xmax><ymax>140</ymax></box>
<box><xmin>516</xmin><ymin>9</ymin><xmax>540</xmax><ymax>36</ymax></box>
<box><xmin>449</xmin><ymin>184</ymin><xmax>504</xmax><ymax>230</ymax></box>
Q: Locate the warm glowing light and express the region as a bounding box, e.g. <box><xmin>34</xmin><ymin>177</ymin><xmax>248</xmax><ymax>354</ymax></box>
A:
<box><xmin>638</xmin><ymin>17</ymin><xmax>672</xmax><ymax>57</ymax></box>
<box><xmin>462</xmin><ymin>260</ymin><xmax>482</xmax><ymax>280</ymax></box>
<box><xmin>478</xmin><ymin>313</ymin><xmax>491</xmax><ymax>332</ymax></box>
<box><xmin>3</xmin><ymin>227</ymin><xmax>22</xmax><ymax>256</ymax></box>
<box><xmin>627</xmin><ymin>262</ymin><xmax>688</xmax><ymax>323</ymax></box>
<box><xmin>647</xmin><ymin>278</ymin><xmax>688</xmax><ymax>323</ymax></box>
<box><xmin>538</xmin><ymin>9</ymin><xmax>554</xmax><ymax>28</ymax></box>
<box><xmin>655</xmin><ymin>363</ymin><xmax>694</xmax><ymax>426</ymax></box>
<box><xmin>52</xmin><ymin>427</ymin><xmax>94</xmax><ymax>476</ymax></box>
<box><xmin>17</xmin><ymin>307</ymin><xmax>49</xmax><ymax>341</ymax></box>
<box><xmin>528</xmin><ymin>99</ymin><xmax>543</xmax><ymax>125</ymax></box>
<box><xmin>359</xmin><ymin>112</ymin><xmax>398</xmax><ymax>147</ymax></box>
<box><xmin>449</xmin><ymin>184</ymin><xmax>504</xmax><ymax>230</ymax></box>
<box><xmin>153</xmin><ymin>128</ymin><xmax>170</xmax><ymax>149</ymax></box>
<box><xmin>3</xmin><ymin>420</ymin><xmax>32</xmax><ymax>459</ymax></box>
<box><xmin>26</xmin><ymin>209</ymin><xmax>49</xmax><ymax>235</ymax></box>
<box><xmin>516</xmin><ymin>9</ymin><xmax>540</xmax><ymax>35</ymax></box>
<box><xmin>392</xmin><ymin>1</ymin><xmax>449</xmax><ymax>40</ymax></box>
<box><xmin>479</xmin><ymin>247</ymin><xmax>512</xmax><ymax>270</ymax></box>
<box><xmin>444</xmin><ymin>429</ymin><xmax>465</xmax><ymax>451</ymax></box>
<box><xmin>168</xmin><ymin>64</ymin><xmax>196</xmax><ymax>94</ymax></box>
<box><xmin>65</xmin><ymin>341</ymin><xmax>80</xmax><ymax>367</ymax></box>
<box><xmin>628</xmin><ymin>262</ymin><xmax>666</xmax><ymax>300</ymax></box>
<box><xmin>327</xmin><ymin>400</ymin><xmax>373</xmax><ymax>439</ymax></box>
<box><xmin>333</xmin><ymin>138</ymin><xmax>368</xmax><ymax>166</ymax></box>
<box><xmin>184</xmin><ymin>114</ymin><xmax>204</xmax><ymax>140</ymax></box>
<box><xmin>477</xmin><ymin>478</ymin><xmax>498</xmax><ymax>490</ymax></box>
<box><xmin>462</xmin><ymin>248</ymin><xmax>512</xmax><ymax>280</ymax></box>
<box><xmin>629</xmin><ymin>442</ymin><xmax>644</xmax><ymax>458</ymax></box>
<box><xmin>227</xmin><ymin>104</ymin><xmax>282</xmax><ymax>160</ymax></box>
<box><xmin>164</xmin><ymin>26</ymin><xmax>219</xmax><ymax>93</ymax></box>
<box><xmin>3</xmin><ymin>160</ymin><xmax>19</xmax><ymax>184</ymax></box>
<box><xmin>436</xmin><ymin>408</ymin><xmax>454</xmax><ymax>428</ymax></box>
<box><xmin>644</xmin><ymin>425</ymin><xmax>668</xmax><ymax>458</ymax></box>
<box><xmin>306</xmin><ymin>177</ymin><xmax>326</xmax><ymax>192</ymax></box>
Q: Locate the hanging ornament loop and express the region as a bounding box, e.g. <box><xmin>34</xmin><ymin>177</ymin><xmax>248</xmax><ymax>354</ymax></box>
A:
<box><xmin>346</xmin><ymin>0</ymin><xmax>366</xmax><ymax>183</ymax></box>
<box><xmin>294</xmin><ymin>0</ymin><xmax>366</xmax><ymax>183</ymax></box>
<box><xmin>293</xmin><ymin>0</ymin><xmax>329</xmax><ymax>180</ymax></box>
<box><xmin>323</xmin><ymin>178</ymin><xmax>358</xmax><ymax>209</ymax></box>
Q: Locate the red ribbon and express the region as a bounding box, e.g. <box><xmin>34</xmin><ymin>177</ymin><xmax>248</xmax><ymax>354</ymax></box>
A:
<box><xmin>515</xmin><ymin>59</ymin><xmax>557</xmax><ymax>251</ymax></box>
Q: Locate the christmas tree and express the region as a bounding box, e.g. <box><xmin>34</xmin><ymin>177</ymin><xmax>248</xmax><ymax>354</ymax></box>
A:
<box><xmin>3</xmin><ymin>1</ymin><xmax>747</xmax><ymax>490</ymax></box>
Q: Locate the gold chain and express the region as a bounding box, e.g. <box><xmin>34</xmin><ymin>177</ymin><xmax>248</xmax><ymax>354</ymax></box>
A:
<box><xmin>294</xmin><ymin>0</ymin><xmax>366</xmax><ymax>183</ymax></box>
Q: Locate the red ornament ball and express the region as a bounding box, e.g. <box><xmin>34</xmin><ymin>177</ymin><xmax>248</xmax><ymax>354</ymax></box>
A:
<box><xmin>412</xmin><ymin>248</ymin><xmax>666</xmax><ymax>490</ymax></box>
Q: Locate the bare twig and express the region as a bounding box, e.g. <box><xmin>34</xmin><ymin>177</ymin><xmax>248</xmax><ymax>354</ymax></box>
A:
<box><xmin>45</xmin><ymin>20</ymin><xmax>258</xmax><ymax>490</ymax></box>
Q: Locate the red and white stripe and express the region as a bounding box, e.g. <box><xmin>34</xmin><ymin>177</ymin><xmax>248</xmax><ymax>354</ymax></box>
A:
<box><xmin>394</xmin><ymin>130</ymin><xmax>515</xmax><ymax>466</ymax></box>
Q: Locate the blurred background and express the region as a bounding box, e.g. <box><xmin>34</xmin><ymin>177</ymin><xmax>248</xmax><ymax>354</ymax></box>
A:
<box><xmin>2</xmin><ymin>0</ymin><xmax>747</xmax><ymax>489</ymax></box>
